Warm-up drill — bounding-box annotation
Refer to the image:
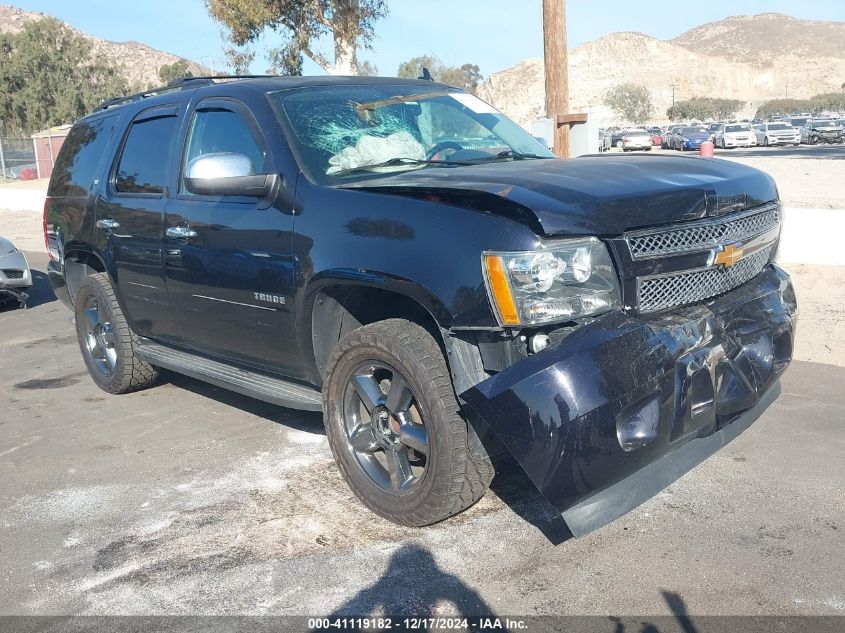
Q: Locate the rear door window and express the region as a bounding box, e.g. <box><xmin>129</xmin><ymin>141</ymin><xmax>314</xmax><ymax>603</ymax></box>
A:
<box><xmin>48</xmin><ymin>116</ymin><xmax>118</xmax><ymax>197</ymax></box>
<box><xmin>114</xmin><ymin>112</ymin><xmax>178</xmax><ymax>195</ymax></box>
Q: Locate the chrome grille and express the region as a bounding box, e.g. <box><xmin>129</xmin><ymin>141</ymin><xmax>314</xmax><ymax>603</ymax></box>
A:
<box><xmin>2</xmin><ymin>270</ymin><xmax>24</xmax><ymax>279</ymax></box>
<box><xmin>638</xmin><ymin>246</ymin><xmax>774</xmax><ymax>313</ymax></box>
<box><xmin>627</xmin><ymin>204</ymin><xmax>780</xmax><ymax>259</ymax></box>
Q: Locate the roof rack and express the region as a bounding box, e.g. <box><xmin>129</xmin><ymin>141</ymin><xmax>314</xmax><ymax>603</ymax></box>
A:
<box><xmin>97</xmin><ymin>75</ymin><xmax>280</xmax><ymax>111</ymax></box>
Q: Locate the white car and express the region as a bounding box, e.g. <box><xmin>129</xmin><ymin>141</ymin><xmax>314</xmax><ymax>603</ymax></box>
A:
<box><xmin>755</xmin><ymin>122</ymin><xmax>800</xmax><ymax>147</ymax></box>
<box><xmin>620</xmin><ymin>128</ymin><xmax>652</xmax><ymax>151</ymax></box>
<box><xmin>714</xmin><ymin>123</ymin><xmax>757</xmax><ymax>149</ymax></box>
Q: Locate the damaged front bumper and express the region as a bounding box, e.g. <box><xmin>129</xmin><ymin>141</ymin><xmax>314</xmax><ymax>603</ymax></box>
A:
<box><xmin>460</xmin><ymin>264</ymin><xmax>796</xmax><ymax>537</ymax></box>
<box><xmin>0</xmin><ymin>249</ymin><xmax>32</xmax><ymax>306</ymax></box>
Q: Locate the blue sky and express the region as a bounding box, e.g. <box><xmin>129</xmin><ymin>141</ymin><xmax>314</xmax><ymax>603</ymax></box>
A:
<box><xmin>10</xmin><ymin>0</ymin><xmax>845</xmax><ymax>77</ymax></box>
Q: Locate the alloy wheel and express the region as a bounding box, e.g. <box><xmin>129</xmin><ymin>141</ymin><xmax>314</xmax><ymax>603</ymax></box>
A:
<box><xmin>342</xmin><ymin>361</ymin><xmax>429</xmax><ymax>494</ymax></box>
<box><xmin>82</xmin><ymin>297</ymin><xmax>117</xmax><ymax>375</ymax></box>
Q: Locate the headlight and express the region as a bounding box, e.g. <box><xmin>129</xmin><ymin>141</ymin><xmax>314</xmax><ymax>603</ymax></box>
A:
<box><xmin>483</xmin><ymin>237</ymin><xmax>621</xmax><ymax>326</ymax></box>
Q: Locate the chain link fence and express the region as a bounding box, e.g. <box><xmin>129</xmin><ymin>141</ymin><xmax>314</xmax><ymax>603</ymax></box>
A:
<box><xmin>0</xmin><ymin>137</ymin><xmax>37</xmax><ymax>181</ymax></box>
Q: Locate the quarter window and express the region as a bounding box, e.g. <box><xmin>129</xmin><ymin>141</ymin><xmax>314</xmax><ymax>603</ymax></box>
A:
<box><xmin>181</xmin><ymin>108</ymin><xmax>267</xmax><ymax>194</ymax></box>
<box><xmin>48</xmin><ymin>115</ymin><xmax>118</xmax><ymax>198</ymax></box>
<box><xmin>115</xmin><ymin>115</ymin><xmax>177</xmax><ymax>194</ymax></box>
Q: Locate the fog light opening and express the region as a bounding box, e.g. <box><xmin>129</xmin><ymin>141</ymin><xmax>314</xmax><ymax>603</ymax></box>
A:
<box><xmin>616</xmin><ymin>396</ymin><xmax>660</xmax><ymax>452</ymax></box>
<box><xmin>528</xmin><ymin>333</ymin><xmax>550</xmax><ymax>354</ymax></box>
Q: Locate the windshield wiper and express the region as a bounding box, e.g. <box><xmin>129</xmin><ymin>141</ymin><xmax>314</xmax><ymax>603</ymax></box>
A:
<box><xmin>464</xmin><ymin>149</ymin><xmax>552</xmax><ymax>163</ymax></box>
<box><xmin>331</xmin><ymin>157</ymin><xmax>469</xmax><ymax>178</ymax></box>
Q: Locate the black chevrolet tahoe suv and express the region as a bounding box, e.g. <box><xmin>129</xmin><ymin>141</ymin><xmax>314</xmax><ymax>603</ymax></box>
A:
<box><xmin>45</xmin><ymin>76</ymin><xmax>796</xmax><ymax>536</ymax></box>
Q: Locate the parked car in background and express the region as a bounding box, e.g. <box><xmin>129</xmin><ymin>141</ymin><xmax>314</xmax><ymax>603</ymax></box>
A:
<box><xmin>707</xmin><ymin>123</ymin><xmax>722</xmax><ymax>138</ymax></box>
<box><xmin>714</xmin><ymin>123</ymin><xmax>757</xmax><ymax>149</ymax></box>
<box><xmin>662</xmin><ymin>124</ymin><xmax>682</xmax><ymax>149</ymax></box>
<box><xmin>800</xmin><ymin>119</ymin><xmax>844</xmax><ymax>145</ymax></box>
<box><xmin>0</xmin><ymin>236</ymin><xmax>32</xmax><ymax>308</ymax></box>
<box><xmin>755</xmin><ymin>122</ymin><xmax>800</xmax><ymax>147</ymax></box>
<box><xmin>621</xmin><ymin>128</ymin><xmax>653</xmax><ymax>151</ymax></box>
<box><xmin>609</xmin><ymin>127</ymin><xmax>626</xmax><ymax>149</ymax></box>
<box><xmin>789</xmin><ymin>116</ymin><xmax>810</xmax><ymax>131</ymax></box>
<box><xmin>671</xmin><ymin>126</ymin><xmax>711</xmax><ymax>151</ymax></box>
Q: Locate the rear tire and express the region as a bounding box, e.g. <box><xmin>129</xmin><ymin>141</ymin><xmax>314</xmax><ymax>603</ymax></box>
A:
<box><xmin>322</xmin><ymin>319</ymin><xmax>493</xmax><ymax>526</ymax></box>
<box><xmin>74</xmin><ymin>273</ymin><xmax>159</xmax><ymax>394</ymax></box>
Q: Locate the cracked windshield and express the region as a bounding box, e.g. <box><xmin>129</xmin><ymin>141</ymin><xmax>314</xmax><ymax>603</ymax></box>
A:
<box><xmin>270</xmin><ymin>85</ymin><xmax>554</xmax><ymax>183</ymax></box>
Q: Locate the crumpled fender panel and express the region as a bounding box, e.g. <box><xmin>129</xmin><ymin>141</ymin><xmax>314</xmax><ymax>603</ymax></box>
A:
<box><xmin>459</xmin><ymin>265</ymin><xmax>796</xmax><ymax>536</ymax></box>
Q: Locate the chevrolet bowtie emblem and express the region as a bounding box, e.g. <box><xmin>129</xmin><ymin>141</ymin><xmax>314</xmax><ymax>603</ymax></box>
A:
<box><xmin>713</xmin><ymin>243</ymin><xmax>744</xmax><ymax>268</ymax></box>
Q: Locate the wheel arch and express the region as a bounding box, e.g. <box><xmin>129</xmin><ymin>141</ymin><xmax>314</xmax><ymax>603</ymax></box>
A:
<box><xmin>304</xmin><ymin>274</ymin><xmax>452</xmax><ymax>385</ymax></box>
<box><xmin>63</xmin><ymin>248</ymin><xmax>108</xmax><ymax>306</ymax></box>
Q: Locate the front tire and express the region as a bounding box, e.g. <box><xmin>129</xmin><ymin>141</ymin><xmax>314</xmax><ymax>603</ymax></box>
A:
<box><xmin>323</xmin><ymin>319</ymin><xmax>493</xmax><ymax>526</ymax></box>
<box><xmin>74</xmin><ymin>273</ymin><xmax>159</xmax><ymax>394</ymax></box>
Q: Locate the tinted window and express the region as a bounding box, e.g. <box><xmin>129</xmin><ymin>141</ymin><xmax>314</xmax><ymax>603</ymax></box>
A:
<box><xmin>115</xmin><ymin>115</ymin><xmax>177</xmax><ymax>194</ymax></box>
<box><xmin>181</xmin><ymin>108</ymin><xmax>267</xmax><ymax>193</ymax></box>
<box><xmin>48</xmin><ymin>116</ymin><xmax>118</xmax><ymax>197</ymax></box>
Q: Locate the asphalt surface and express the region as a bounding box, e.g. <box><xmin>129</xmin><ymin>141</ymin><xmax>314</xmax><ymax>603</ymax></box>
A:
<box><xmin>1</xmin><ymin>252</ymin><xmax>843</xmax><ymax>617</ymax></box>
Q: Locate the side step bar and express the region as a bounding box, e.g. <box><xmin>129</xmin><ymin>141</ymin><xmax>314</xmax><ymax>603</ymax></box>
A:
<box><xmin>136</xmin><ymin>340</ymin><xmax>323</xmax><ymax>411</ymax></box>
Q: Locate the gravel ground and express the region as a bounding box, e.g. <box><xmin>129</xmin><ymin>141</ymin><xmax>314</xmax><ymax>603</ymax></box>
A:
<box><xmin>715</xmin><ymin>146</ymin><xmax>845</xmax><ymax>210</ymax></box>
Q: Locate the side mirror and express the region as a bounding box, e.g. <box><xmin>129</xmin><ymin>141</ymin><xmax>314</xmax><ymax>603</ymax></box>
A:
<box><xmin>184</xmin><ymin>152</ymin><xmax>278</xmax><ymax>198</ymax></box>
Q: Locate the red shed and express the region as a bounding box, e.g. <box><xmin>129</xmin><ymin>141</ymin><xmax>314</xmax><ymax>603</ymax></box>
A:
<box><xmin>31</xmin><ymin>124</ymin><xmax>72</xmax><ymax>180</ymax></box>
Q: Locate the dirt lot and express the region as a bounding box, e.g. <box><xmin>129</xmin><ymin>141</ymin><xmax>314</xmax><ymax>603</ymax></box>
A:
<box><xmin>715</xmin><ymin>145</ymin><xmax>845</xmax><ymax>209</ymax></box>
<box><xmin>0</xmin><ymin>251</ymin><xmax>843</xmax><ymax>617</ymax></box>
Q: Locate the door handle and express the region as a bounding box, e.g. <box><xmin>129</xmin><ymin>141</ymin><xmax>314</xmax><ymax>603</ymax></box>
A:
<box><xmin>96</xmin><ymin>219</ymin><xmax>120</xmax><ymax>231</ymax></box>
<box><xmin>166</xmin><ymin>226</ymin><xmax>198</xmax><ymax>239</ymax></box>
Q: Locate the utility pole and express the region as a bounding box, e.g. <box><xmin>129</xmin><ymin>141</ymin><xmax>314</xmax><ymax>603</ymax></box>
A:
<box><xmin>543</xmin><ymin>0</ymin><xmax>569</xmax><ymax>158</ymax></box>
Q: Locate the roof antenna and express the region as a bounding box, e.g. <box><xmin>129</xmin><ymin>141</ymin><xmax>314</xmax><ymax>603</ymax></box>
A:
<box><xmin>418</xmin><ymin>67</ymin><xmax>433</xmax><ymax>81</ymax></box>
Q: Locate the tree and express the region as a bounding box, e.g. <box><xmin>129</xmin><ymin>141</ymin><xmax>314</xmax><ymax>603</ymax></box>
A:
<box><xmin>603</xmin><ymin>83</ymin><xmax>654</xmax><ymax>124</ymax></box>
<box><xmin>357</xmin><ymin>60</ymin><xmax>378</xmax><ymax>77</ymax></box>
<box><xmin>158</xmin><ymin>59</ymin><xmax>194</xmax><ymax>84</ymax></box>
<box><xmin>205</xmin><ymin>0</ymin><xmax>388</xmax><ymax>76</ymax></box>
<box><xmin>666</xmin><ymin>97</ymin><xmax>743</xmax><ymax>121</ymax></box>
<box><xmin>397</xmin><ymin>56</ymin><xmax>483</xmax><ymax>94</ymax></box>
<box><xmin>0</xmin><ymin>17</ymin><xmax>127</xmax><ymax>135</ymax></box>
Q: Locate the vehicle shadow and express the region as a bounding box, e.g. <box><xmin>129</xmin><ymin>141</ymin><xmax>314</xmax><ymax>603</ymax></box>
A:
<box><xmin>24</xmin><ymin>268</ymin><xmax>56</xmax><ymax>308</ymax></box>
<box><xmin>488</xmin><ymin>453</ymin><xmax>574</xmax><ymax>545</ymax></box>
<box><xmin>161</xmin><ymin>370</ymin><xmax>325</xmax><ymax>435</ymax></box>
<box><xmin>323</xmin><ymin>543</ymin><xmax>496</xmax><ymax>621</ymax></box>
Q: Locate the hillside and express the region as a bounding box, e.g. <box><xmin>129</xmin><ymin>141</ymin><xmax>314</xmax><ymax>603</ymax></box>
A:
<box><xmin>671</xmin><ymin>13</ymin><xmax>845</xmax><ymax>63</ymax></box>
<box><xmin>477</xmin><ymin>13</ymin><xmax>845</xmax><ymax>128</ymax></box>
<box><xmin>0</xmin><ymin>4</ymin><xmax>210</xmax><ymax>88</ymax></box>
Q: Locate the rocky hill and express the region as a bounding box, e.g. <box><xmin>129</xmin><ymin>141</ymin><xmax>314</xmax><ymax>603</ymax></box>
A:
<box><xmin>671</xmin><ymin>13</ymin><xmax>845</xmax><ymax>63</ymax></box>
<box><xmin>0</xmin><ymin>4</ymin><xmax>210</xmax><ymax>88</ymax></box>
<box><xmin>477</xmin><ymin>13</ymin><xmax>845</xmax><ymax>128</ymax></box>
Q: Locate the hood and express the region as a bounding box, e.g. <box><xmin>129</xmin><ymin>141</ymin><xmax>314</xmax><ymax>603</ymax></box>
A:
<box><xmin>0</xmin><ymin>236</ymin><xmax>17</xmax><ymax>255</ymax></box>
<box><xmin>682</xmin><ymin>132</ymin><xmax>711</xmax><ymax>140</ymax></box>
<box><xmin>343</xmin><ymin>155</ymin><xmax>778</xmax><ymax>236</ymax></box>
